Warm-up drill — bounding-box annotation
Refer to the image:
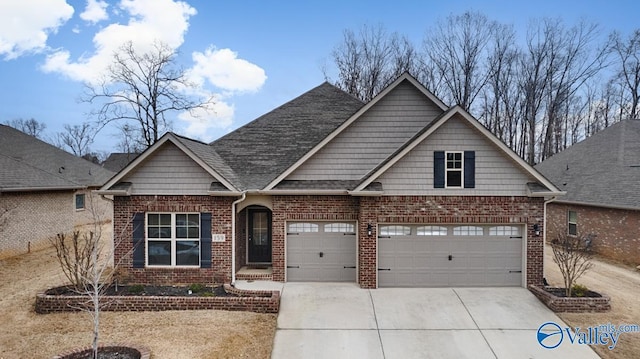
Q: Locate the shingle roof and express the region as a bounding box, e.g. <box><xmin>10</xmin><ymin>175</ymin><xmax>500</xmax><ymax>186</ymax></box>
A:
<box><xmin>535</xmin><ymin>120</ymin><xmax>640</xmax><ymax>209</ymax></box>
<box><xmin>0</xmin><ymin>125</ymin><xmax>115</xmax><ymax>191</ymax></box>
<box><xmin>102</xmin><ymin>153</ymin><xmax>139</xmax><ymax>172</ymax></box>
<box><xmin>210</xmin><ymin>82</ymin><xmax>364</xmax><ymax>190</ymax></box>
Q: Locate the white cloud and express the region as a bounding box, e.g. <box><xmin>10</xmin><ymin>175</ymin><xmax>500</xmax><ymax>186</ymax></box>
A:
<box><xmin>80</xmin><ymin>0</ymin><xmax>109</xmax><ymax>24</ymax></box>
<box><xmin>177</xmin><ymin>98</ymin><xmax>235</xmax><ymax>141</ymax></box>
<box><xmin>0</xmin><ymin>0</ymin><xmax>74</xmax><ymax>59</ymax></box>
<box><xmin>189</xmin><ymin>47</ymin><xmax>267</xmax><ymax>92</ymax></box>
<box><xmin>42</xmin><ymin>0</ymin><xmax>197</xmax><ymax>83</ymax></box>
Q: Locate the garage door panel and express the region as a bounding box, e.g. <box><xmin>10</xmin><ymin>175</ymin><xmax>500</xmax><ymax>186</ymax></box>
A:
<box><xmin>287</xmin><ymin>222</ymin><xmax>356</xmax><ymax>282</ymax></box>
<box><xmin>378</xmin><ymin>224</ymin><xmax>524</xmax><ymax>287</ymax></box>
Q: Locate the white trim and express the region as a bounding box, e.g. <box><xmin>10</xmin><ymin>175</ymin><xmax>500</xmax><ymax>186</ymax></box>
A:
<box><xmin>263</xmin><ymin>73</ymin><xmax>448</xmax><ymax>191</ymax></box>
<box><xmin>99</xmin><ymin>133</ymin><xmax>239</xmax><ymax>194</ymax></box>
<box><xmin>353</xmin><ymin>106</ymin><xmax>563</xmax><ymax>194</ymax></box>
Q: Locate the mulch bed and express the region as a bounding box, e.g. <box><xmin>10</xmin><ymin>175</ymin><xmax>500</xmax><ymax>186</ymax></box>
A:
<box><xmin>46</xmin><ymin>284</ymin><xmax>234</xmax><ymax>297</ymax></box>
<box><xmin>542</xmin><ymin>287</ymin><xmax>603</xmax><ymax>298</ymax></box>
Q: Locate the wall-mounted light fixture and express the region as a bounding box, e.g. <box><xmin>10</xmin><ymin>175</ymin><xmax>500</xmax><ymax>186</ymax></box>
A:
<box><xmin>533</xmin><ymin>223</ymin><xmax>540</xmax><ymax>237</ymax></box>
<box><xmin>367</xmin><ymin>223</ymin><xmax>373</xmax><ymax>236</ymax></box>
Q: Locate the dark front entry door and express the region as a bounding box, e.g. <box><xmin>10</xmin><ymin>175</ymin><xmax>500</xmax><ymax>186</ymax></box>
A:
<box><xmin>248</xmin><ymin>209</ymin><xmax>272</xmax><ymax>263</ymax></box>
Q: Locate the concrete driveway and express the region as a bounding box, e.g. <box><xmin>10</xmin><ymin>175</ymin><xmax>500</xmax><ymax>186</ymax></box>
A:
<box><xmin>270</xmin><ymin>283</ymin><xmax>600</xmax><ymax>359</ymax></box>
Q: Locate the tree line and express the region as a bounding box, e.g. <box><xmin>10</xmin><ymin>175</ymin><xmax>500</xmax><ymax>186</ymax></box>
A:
<box><xmin>325</xmin><ymin>12</ymin><xmax>640</xmax><ymax>164</ymax></box>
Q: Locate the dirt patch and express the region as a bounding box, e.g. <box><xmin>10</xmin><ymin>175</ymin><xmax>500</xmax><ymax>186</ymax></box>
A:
<box><xmin>545</xmin><ymin>244</ymin><xmax>640</xmax><ymax>359</ymax></box>
<box><xmin>0</xmin><ymin>240</ymin><xmax>276</xmax><ymax>358</ymax></box>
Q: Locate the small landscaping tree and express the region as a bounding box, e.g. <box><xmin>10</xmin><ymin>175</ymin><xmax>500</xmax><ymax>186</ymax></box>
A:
<box><xmin>50</xmin><ymin>194</ymin><xmax>135</xmax><ymax>359</ymax></box>
<box><xmin>550</xmin><ymin>233</ymin><xmax>595</xmax><ymax>297</ymax></box>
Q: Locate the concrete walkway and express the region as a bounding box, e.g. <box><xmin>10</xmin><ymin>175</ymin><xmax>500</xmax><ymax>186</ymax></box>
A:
<box><xmin>266</xmin><ymin>283</ymin><xmax>600</xmax><ymax>359</ymax></box>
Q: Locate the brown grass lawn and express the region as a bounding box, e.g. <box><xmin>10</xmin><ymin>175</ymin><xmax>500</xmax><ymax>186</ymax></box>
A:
<box><xmin>544</xmin><ymin>245</ymin><xmax>640</xmax><ymax>359</ymax></box>
<box><xmin>0</xmin><ymin>244</ymin><xmax>276</xmax><ymax>359</ymax></box>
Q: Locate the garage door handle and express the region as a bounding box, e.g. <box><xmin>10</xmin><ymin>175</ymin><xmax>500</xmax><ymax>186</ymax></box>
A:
<box><xmin>509</xmin><ymin>270</ymin><xmax>522</xmax><ymax>273</ymax></box>
<box><xmin>343</xmin><ymin>266</ymin><xmax>356</xmax><ymax>269</ymax></box>
<box><xmin>378</xmin><ymin>268</ymin><xmax>391</xmax><ymax>271</ymax></box>
<box><xmin>448</xmin><ymin>255</ymin><xmax>453</xmax><ymax>261</ymax></box>
<box><xmin>287</xmin><ymin>265</ymin><xmax>300</xmax><ymax>268</ymax></box>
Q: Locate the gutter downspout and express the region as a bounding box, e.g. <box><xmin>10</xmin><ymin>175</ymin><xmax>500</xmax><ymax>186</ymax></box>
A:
<box><xmin>231</xmin><ymin>192</ymin><xmax>247</xmax><ymax>286</ymax></box>
<box><xmin>542</xmin><ymin>196</ymin><xmax>558</xmax><ymax>283</ymax></box>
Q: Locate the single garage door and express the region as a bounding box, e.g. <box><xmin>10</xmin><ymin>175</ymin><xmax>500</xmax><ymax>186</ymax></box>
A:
<box><xmin>378</xmin><ymin>224</ymin><xmax>523</xmax><ymax>287</ymax></box>
<box><xmin>286</xmin><ymin>221</ymin><xmax>357</xmax><ymax>282</ymax></box>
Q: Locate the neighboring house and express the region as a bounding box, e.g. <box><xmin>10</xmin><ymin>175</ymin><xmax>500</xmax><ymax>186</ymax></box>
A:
<box><xmin>536</xmin><ymin>120</ymin><xmax>640</xmax><ymax>266</ymax></box>
<box><xmin>0</xmin><ymin>125</ymin><xmax>115</xmax><ymax>259</ymax></box>
<box><xmin>99</xmin><ymin>73</ymin><xmax>562</xmax><ymax>289</ymax></box>
<box><xmin>102</xmin><ymin>152</ymin><xmax>140</xmax><ymax>172</ymax></box>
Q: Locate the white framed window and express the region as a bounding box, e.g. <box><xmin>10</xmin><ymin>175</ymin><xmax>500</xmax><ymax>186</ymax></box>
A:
<box><xmin>146</xmin><ymin>213</ymin><xmax>200</xmax><ymax>267</ymax></box>
<box><xmin>75</xmin><ymin>193</ymin><xmax>85</xmax><ymax>210</ymax></box>
<box><xmin>379</xmin><ymin>225</ymin><xmax>411</xmax><ymax>236</ymax></box>
<box><xmin>324</xmin><ymin>223</ymin><xmax>355</xmax><ymax>233</ymax></box>
<box><xmin>489</xmin><ymin>226</ymin><xmax>520</xmax><ymax>236</ymax></box>
<box><xmin>288</xmin><ymin>222</ymin><xmax>318</xmax><ymax>233</ymax></box>
<box><xmin>453</xmin><ymin>226</ymin><xmax>484</xmax><ymax>236</ymax></box>
<box><xmin>568</xmin><ymin>211</ymin><xmax>577</xmax><ymax>236</ymax></box>
<box><xmin>416</xmin><ymin>226</ymin><xmax>448</xmax><ymax>236</ymax></box>
<box><xmin>445</xmin><ymin>151</ymin><xmax>463</xmax><ymax>188</ymax></box>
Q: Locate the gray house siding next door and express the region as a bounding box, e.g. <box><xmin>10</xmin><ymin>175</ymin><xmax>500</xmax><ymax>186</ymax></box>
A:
<box><xmin>378</xmin><ymin>224</ymin><xmax>524</xmax><ymax>287</ymax></box>
<box><xmin>286</xmin><ymin>221</ymin><xmax>357</xmax><ymax>282</ymax></box>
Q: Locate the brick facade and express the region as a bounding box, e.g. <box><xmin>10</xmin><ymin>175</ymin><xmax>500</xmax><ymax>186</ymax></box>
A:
<box><xmin>113</xmin><ymin>195</ymin><xmax>233</xmax><ymax>285</ymax></box>
<box><xmin>0</xmin><ymin>190</ymin><xmax>111</xmax><ymax>259</ymax></box>
<box><xmin>115</xmin><ymin>194</ymin><xmax>545</xmax><ymax>289</ymax></box>
<box><xmin>547</xmin><ymin>202</ymin><xmax>640</xmax><ymax>266</ymax></box>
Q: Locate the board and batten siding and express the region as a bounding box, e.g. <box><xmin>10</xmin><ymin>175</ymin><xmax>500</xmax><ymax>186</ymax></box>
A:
<box><xmin>377</xmin><ymin>115</ymin><xmax>535</xmax><ymax>196</ymax></box>
<box><xmin>123</xmin><ymin>142</ymin><xmax>215</xmax><ymax>195</ymax></box>
<box><xmin>288</xmin><ymin>80</ymin><xmax>444</xmax><ymax>180</ymax></box>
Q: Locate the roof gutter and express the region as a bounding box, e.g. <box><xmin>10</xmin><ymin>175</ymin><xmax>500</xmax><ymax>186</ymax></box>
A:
<box><xmin>0</xmin><ymin>185</ymin><xmax>86</xmax><ymax>193</ymax></box>
<box><xmin>208</xmin><ymin>191</ymin><xmax>244</xmax><ymax>197</ymax></box>
<box><xmin>550</xmin><ymin>199</ymin><xmax>640</xmax><ymax>212</ymax></box>
<box><xmin>257</xmin><ymin>189</ymin><xmax>349</xmax><ymax>195</ymax></box>
<box><xmin>231</xmin><ymin>191</ymin><xmax>247</xmax><ymax>286</ymax></box>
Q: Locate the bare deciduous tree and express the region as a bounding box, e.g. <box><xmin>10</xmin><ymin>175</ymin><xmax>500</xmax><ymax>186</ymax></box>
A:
<box><xmin>84</xmin><ymin>41</ymin><xmax>213</xmax><ymax>148</ymax></box>
<box><xmin>50</xmin><ymin>195</ymin><xmax>135</xmax><ymax>358</ymax></box>
<box><xmin>326</xmin><ymin>24</ymin><xmax>418</xmax><ymax>102</ymax></box>
<box><xmin>550</xmin><ymin>234</ymin><xmax>594</xmax><ymax>297</ymax></box>
<box><xmin>6</xmin><ymin>118</ymin><xmax>46</xmax><ymax>138</ymax></box>
<box><xmin>610</xmin><ymin>29</ymin><xmax>640</xmax><ymax>119</ymax></box>
<box><xmin>423</xmin><ymin>11</ymin><xmax>497</xmax><ymax>112</ymax></box>
<box><xmin>54</xmin><ymin>123</ymin><xmax>96</xmax><ymax>157</ymax></box>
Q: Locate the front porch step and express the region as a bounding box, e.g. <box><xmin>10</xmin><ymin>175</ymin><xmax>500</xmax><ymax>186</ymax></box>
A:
<box><xmin>236</xmin><ymin>266</ymin><xmax>273</xmax><ymax>281</ymax></box>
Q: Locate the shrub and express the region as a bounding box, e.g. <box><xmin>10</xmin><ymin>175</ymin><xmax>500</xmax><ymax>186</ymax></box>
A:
<box><xmin>128</xmin><ymin>285</ymin><xmax>144</xmax><ymax>294</ymax></box>
<box><xmin>572</xmin><ymin>284</ymin><xmax>589</xmax><ymax>297</ymax></box>
<box><xmin>189</xmin><ymin>283</ymin><xmax>206</xmax><ymax>293</ymax></box>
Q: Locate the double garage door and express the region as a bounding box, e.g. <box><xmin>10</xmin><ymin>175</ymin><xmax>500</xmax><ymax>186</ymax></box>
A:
<box><xmin>378</xmin><ymin>224</ymin><xmax>524</xmax><ymax>287</ymax></box>
<box><xmin>286</xmin><ymin>221</ymin><xmax>357</xmax><ymax>282</ymax></box>
<box><xmin>285</xmin><ymin>221</ymin><xmax>524</xmax><ymax>287</ymax></box>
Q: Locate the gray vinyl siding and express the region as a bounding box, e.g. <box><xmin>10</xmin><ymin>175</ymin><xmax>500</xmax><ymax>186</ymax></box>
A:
<box><xmin>124</xmin><ymin>142</ymin><xmax>215</xmax><ymax>195</ymax></box>
<box><xmin>288</xmin><ymin>80</ymin><xmax>444</xmax><ymax>180</ymax></box>
<box><xmin>378</xmin><ymin>115</ymin><xmax>534</xmax><ymax>195</ymax></box>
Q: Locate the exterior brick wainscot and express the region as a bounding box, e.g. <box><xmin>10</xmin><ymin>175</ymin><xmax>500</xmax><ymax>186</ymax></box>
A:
<box><xmin>529</xmin><ymin>285</ymin><xmax>611</xmax><ymax>313</ymax></box>
<box><xmin>35</xmin><ymin>285</ymin><xmax>280</xmax><ymax>314</ymax></box>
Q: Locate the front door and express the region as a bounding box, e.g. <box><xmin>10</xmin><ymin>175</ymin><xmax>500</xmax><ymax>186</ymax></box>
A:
<box><xmin>248</xmin><ymin>208</ymin><xmax>272</xmax><ymax>263</ymax></box>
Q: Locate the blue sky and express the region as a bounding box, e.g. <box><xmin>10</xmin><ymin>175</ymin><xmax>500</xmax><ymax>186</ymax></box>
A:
<box><xmin>1</xmin><ymin>0</ymin><xmax>638</xmax><ymax>154</ymax></box>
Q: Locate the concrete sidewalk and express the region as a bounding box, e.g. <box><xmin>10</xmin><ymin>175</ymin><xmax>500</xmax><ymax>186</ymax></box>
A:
<box><xmin>269</xmin><ymin>283</ymin><xmax>601</xmax><ymax>359</ymax></box>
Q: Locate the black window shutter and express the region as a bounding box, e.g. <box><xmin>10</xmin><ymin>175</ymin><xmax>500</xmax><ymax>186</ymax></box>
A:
<box><xmin>200</xmin><ymin>212</ymin><xmax>212</xmax><ymax>268</ymax></box>
<box><xmin>464</xmin><ymin>151</ymin><xmax>476</xmax><ymax>188</ymax></box>
<box><xmin>132</xmin><ymin>213</ymin><xmax>145</xmax><ymax>268</ymax></box>
<box><xmin>434</xmin><ymin>151</ymin><xmax>445</xmax><ymax>188</ymax></box>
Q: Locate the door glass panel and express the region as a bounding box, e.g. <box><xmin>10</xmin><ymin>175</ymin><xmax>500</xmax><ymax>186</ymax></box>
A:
<box><xmin>252</xmin><ymin>212</ymin><xmax>268</xmax><ymax>246</ymax></box>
